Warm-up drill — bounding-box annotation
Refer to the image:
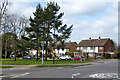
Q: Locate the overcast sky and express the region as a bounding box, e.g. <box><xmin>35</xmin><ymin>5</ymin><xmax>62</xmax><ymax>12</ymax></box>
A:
<box><xmin>5</xmin><ymin>0</ymin><xmax>118</xmax><ymax>44</ymax></box>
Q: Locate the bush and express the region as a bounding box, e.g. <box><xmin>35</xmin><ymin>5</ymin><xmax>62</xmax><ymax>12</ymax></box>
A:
<box><xmin>65</xmin><ymin>52</ymin><xmax>74</xmax><ymax>57</ymax></box>
<box><xmin>47</xmin><ymin>54</ymin><xmax>52</xmax><ymax>59</ymax></box>
<box><xmin>17</xmin><ymin>54</ymin><xmax>22</xmax><ymax>57</ymax></box>
<box><xmin>117</xmin><ymin>53</ymin><xmax>120</xmax><ymax>59</ymax></box>
<box><xmin>105</xmin><ymin>54</ymin><xmax>110</xmax><ymax>59</ymax></box>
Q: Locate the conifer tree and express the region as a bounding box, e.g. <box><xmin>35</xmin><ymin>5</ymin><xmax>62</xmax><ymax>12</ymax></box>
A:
<box><xmin>25</xmin><ymin>4</ymin><xmax>44</xmax><ymax>61</ymax></box>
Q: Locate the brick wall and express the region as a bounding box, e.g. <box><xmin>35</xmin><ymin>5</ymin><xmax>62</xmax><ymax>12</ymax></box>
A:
<box><xmin>104</xmin><ymin>39</ymin><xmax>115</xmax><ymax>52</ymax></box>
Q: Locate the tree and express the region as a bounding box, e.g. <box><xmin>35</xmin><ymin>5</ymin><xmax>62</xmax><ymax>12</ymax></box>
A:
<box><xmin>3</xmin><ymin>13</ymin><xmax>23</xmax><ymax>61</ymax></box>
<box><xmin>26</xmin><ymin>4</ymin><xmax>44</xmax><ymax>61</ymax></box>
<box><xmin>2</xmin><ymin>13</ymin><xmax>12</xmax><ymax>58</ymax></box>
<box><xmin>2</xmin><ymin>32</ymin><xmax>16</xmax><ymax>58</ymax></box>
<box><xmin>17</xmin><ymin>16</ymin><xmax>29</xmax><ymax>60</ymax></box>
<box><xmin>25</xmin><ymin>2</ymin><xmax>73</xmax><ymax>63</ymax></box>
<box><xmin>0</xmin><ymin>0</ymin><xmax>9</xmax><ymax>32</ymax></box>
<box><xmin>0</xmin><ymin>0</ymin><xmax>9</xmax><ymax>59</ymax></box>
<box><xmin>42</xmin><ymin>2</ymin><xmax>73</xmax><ymax>62</ymax></box>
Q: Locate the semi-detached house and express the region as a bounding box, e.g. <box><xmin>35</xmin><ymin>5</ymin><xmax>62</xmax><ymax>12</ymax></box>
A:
<box><xmin>76</xmin><ymin>37</ymin><xmax>115</xmax><ymax>58</ymax></box>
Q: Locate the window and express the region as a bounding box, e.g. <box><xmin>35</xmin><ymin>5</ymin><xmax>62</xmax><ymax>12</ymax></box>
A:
<box><xmin>83</xmin><ymin>47</ymin><xmax>87</xmax><ymax>50</ymax></box>
<box><xmin>77</xmin><ymin>47</ymin><xmax>79</xmax><ymax>50</ymax></box>
<box><xmin>90</xmin><ymin>47</ymin><xmax>95</xmax><ymax>50</ymax></box>
<box><xmin>99</xmin><ymin>47</ymin><xmax>103</xmax><ymax>50</ymax></box>
<box><xmin>66</xmin><ymin>48</ymin><xmax>69</xmax><ymax>51</ymax></box>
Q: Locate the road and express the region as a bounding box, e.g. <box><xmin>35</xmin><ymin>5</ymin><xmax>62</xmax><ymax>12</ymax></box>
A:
<box><xmin>1</xmin><ymin>59</ymin><xmax>119</xmax><ymax>80</ymax></box>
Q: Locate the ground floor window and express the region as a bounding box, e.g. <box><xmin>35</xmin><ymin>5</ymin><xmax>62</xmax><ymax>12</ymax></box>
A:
<box><xmin>88</xmin><ymin>53</ymin><xmax>94</xmax><ymax>57</ymax></box>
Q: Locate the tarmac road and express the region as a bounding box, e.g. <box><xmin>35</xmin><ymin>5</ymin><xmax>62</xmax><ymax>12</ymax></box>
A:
<box><xmin>1</xmin><ymin>59</ymin><xmax>119</xmax><ymax>80</ymax></box>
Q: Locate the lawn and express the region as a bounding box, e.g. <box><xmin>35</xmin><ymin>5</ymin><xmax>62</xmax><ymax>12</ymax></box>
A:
<box><xmin>1</xmin><ymin>58</ymin><xmax>93</xmax><ymax>65</ymax></box>
<box><xmin>0</xmin><ymin>66</ymin><xmax>13</xmax><ymax>68</ymax></box>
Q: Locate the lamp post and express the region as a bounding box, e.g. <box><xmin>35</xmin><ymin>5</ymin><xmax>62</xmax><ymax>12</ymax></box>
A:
<box><xmin>41</xmin><ymin>41</ymin><xmax>44</xmax><ymax>65</ymax></box>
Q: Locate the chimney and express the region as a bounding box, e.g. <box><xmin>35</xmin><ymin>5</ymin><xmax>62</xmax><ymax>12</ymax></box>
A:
<box><xmin>99</xmin><ymin>37</ymin><xmax>101</xmax><ymax>40</ymax></box>
<box><xmin>89</xmin><ymin>37</ymin><xmax>91</xmax><ymax>40</ymax></box>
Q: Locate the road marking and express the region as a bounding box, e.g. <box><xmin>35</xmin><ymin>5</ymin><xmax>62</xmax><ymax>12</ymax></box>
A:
<box><xmin>57</xmin><ymin>67</ymin><xmax>63</xmax><ymax>69</ymax></box>
<box><xmin>11</xmin><ymin>73</ymin><xmax>30</xmax><ymax>78</ymax></box>
<box><xmin>72</xmin><ymin>73</ymin><xmax>80</xmax><ymax>79</ymax></box>
<box><xmin>89</xmin><ymin>73</ymin><xmax>118</xmax><ymax>79</ymax></box>
<box><xmin>0</xmin><ymin>75</ymin><xmax>6</xmax><ymax>78</ymax></box>
<box><xmin>0</xmin><ymin>74</ymin><xmax>6</xmax><ymax>78</ymax></box>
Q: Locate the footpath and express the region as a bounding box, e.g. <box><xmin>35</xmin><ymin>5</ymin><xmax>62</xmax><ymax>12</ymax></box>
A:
<box><xmin>1</xmin><ymin>59</ymin><xmax>117</xmax><ymax>70</ymax></box>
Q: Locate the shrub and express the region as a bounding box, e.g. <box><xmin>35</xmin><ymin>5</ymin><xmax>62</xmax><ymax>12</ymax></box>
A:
<box><xmin>17</xmin><ymin>54</ymin><xmax>22</xmax><ymax>57</ymax></box>
<box><xmin>65</xmin><ymin>52</ymin><xmax>74</xmax><ymax>57</ymax></box>
<box><xmin>105</xmin><ymin>54</ymin><xmax>110</xmax><ymax>59</ymax></box>
<box><xmin>47</xmin><ymin>54</ymin><xmax>52</xmax><ymax>59</ymax></box>
<box><xmin>117</xmin><ymin>53</ymin><xmax>120</xmax><ymax>59</ymax></box>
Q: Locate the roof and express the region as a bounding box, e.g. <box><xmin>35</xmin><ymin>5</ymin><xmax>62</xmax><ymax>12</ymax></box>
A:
<box><xmin>48</xmin><ymin>42</ymin><xmax>77</xmax><ymax>49</ymax></box>
<box><xmin>65</xmin><ymin>42</ymin><xmax>76</xmax><ymax>48</ymax></box>
<box><xmin>77</xmin><ymin>38</ymin><xmax>110</xmax><ymax>47</ymax></box>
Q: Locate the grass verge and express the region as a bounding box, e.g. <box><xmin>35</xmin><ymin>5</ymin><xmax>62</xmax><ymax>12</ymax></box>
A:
<box><xmin>1</xmin><ymin>58</ymin><xmax>93</xmax><ymax>65</ymax></box>
<box><xmin>36</xmin><ymin>65</ymin><xmax>75</xmax><ymax>68</ymax></box>
<box><xmin>0</xmin><ymin>66</ymin><xmax>13</xmax><ymax>68</ymax></box>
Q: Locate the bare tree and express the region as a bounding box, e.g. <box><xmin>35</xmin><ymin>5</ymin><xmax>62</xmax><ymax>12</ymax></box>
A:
<box><xmin>2</xmin><ymin>13</ymin><xmax>12</xmax><ymax>58</ymax></box>
<box><xmin>18</xmin><ymin>15</ymin><xmax>29</xmax><ymax>60</ymax></box>
<box><xmin>0</xmin><ymin>0</ymin><xmax>9</xmax><ymax>59</ymax></box>
<box><xmin>3</xmin><ymin>13</ymin><xmax>22</xmax><ymax>61</ymax></box>
<box><xmin>0</xmin><ymin>0</ymin><xmax>8</xmax><ymax>32</ymax></box>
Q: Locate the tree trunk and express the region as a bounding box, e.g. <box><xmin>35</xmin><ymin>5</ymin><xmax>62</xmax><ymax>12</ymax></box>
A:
<box><xmin>22</xmin><ymin>51</ymin><xmax>24</xmax><ymax>60</ymax></box>
<box><xmin>36</xmin><ymin>48</ymin><xmax>38</xmax><ymax>61</ymax></box>
<box><xmin>14</xmin><ymin>51</ymin><xmax>16</xmax><ymax>61</ymax></box>
<box><xmin>87</xmin><ymin>53</ymin><xmax>89</xmax><ymax>60</ymax></box>
<box><xmin>58</xmin><ymin>50</ymin><xmax>59</xmax><ymax>57</ymax></box>
<box><xmin>14</xmin><ymin>34</ymin><xmax>16</xmax><ymax>61</ymax></box>
<box><xmin>0</xmin><ymin>15</ymin><xmax>2</xmax><ymax>33</ymax></box>
<box><xmin>45</xmin><ymin>41</ymin><xmax>48</xmax><ymax>61</ymax></box>
<box><xmin>5</xmin><ymin>40</ymin><xmax>7</xmax><ymax>58</ymax></box>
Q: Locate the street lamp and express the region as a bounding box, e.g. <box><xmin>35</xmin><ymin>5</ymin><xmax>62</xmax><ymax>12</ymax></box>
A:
<box><xmin>41</xmin><ymin>41</ymin><xmax>44</xmax><ymax>65</ymax></box>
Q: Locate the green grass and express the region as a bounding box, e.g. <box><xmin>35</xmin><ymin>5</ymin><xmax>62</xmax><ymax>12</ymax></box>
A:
<box><xmin>0</xmin><ymin>66</ymin><xmax>13</xmax><ymax>68</ymax></box>
<box><xmin>36</xmin><ymin>65</ymin><xmax>75</xmax><ymax>68</ymax></box>
<box><xmin>1</xmin><ymin>58</ymin><xmax>93</xmax><ymax>65</ymax></box>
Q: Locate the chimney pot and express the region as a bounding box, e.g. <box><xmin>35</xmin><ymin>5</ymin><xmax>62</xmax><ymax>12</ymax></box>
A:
<box><xmin>99</xmin><ymin>37</ymin><xmax>101</xmax><ymax>39</ymax></box>
<box><xmin>89</xmin><ymin>37</ymin><xmax>91</xmax><ymax>40</ymax></box>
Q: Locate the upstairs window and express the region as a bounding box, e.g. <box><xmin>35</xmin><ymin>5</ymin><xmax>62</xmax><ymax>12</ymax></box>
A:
<box><xmin>77</xmin><ymin>47</ymin><xmax>79</xmax><ymax>50</ymax></box>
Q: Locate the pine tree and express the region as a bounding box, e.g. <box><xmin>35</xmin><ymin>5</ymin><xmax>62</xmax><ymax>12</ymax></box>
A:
<box><xmin>25</xmin><ymin>4</ymin><xmax>44</xmax><ymax>61</ymax></box>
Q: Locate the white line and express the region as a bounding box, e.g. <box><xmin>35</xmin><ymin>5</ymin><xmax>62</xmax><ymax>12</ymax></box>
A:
<box><xmin>0</xmin><ymin>75</ymin><xmax>6</xmax><ymax>78</ymax></box>
<box><xmin>57</xmin><ymin>67</ymin><xmax>63</xmax><ymax>69</ymax></box>
<box><xmin>72</xmin><ymin>73</ymin><xmax>80</xmax><ymax>79</ymax></box>
<box><xmin>11</xmin><ymin>73</ymin><xmax>30</xmax><ymax>78</ymax></box>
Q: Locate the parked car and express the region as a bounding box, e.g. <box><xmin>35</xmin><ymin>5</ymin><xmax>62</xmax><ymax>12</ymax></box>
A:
<box><xmin>31</xmin><ymin>55</ymin><xmax>40</xmax><ymax>59</ymax></box>
<box><xmin>73</xmin><ymin>56</ymin><xmax>85</xmax><ymax>60</ymax></box>
<box><xmin>59</xmin><ymin>55</ymin><xmax>71</xmax><ymax>60</ymax></box>
<box><xmin>96</xmin><ymin>56</ymin><xmax>101</xmax><ymax>59</ymax></box>
<box><xmin>23</xmin><ymin>56</ymin><xmax>31</xmax><ymax>59</ymax></box>
<box><xmin>10</xmin><ymin>56</ymin><xmax>14</xmax><ymax>59</ymax></box>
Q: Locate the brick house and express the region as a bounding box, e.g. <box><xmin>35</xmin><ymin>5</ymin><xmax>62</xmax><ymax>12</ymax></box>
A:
<box><xmin>50</xmin><ymin>41</ymin><xmax>77</xmax><ymax>57</ymax></box>
<box><xmin>76</xmin><ymin>37</ymin><xmax>115</xmax><ymax>59</ymax></box>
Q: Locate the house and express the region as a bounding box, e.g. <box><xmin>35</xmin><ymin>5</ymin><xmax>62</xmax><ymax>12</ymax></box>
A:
<box><xmin>50</xmin><ymin>41</ymin><xmax>77</xmax><ymax>57</ymax></box>
<box><xmin>77</xmin><ymin>37</ymin><xmax>115</xmax><ymax>59</ymax></box>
